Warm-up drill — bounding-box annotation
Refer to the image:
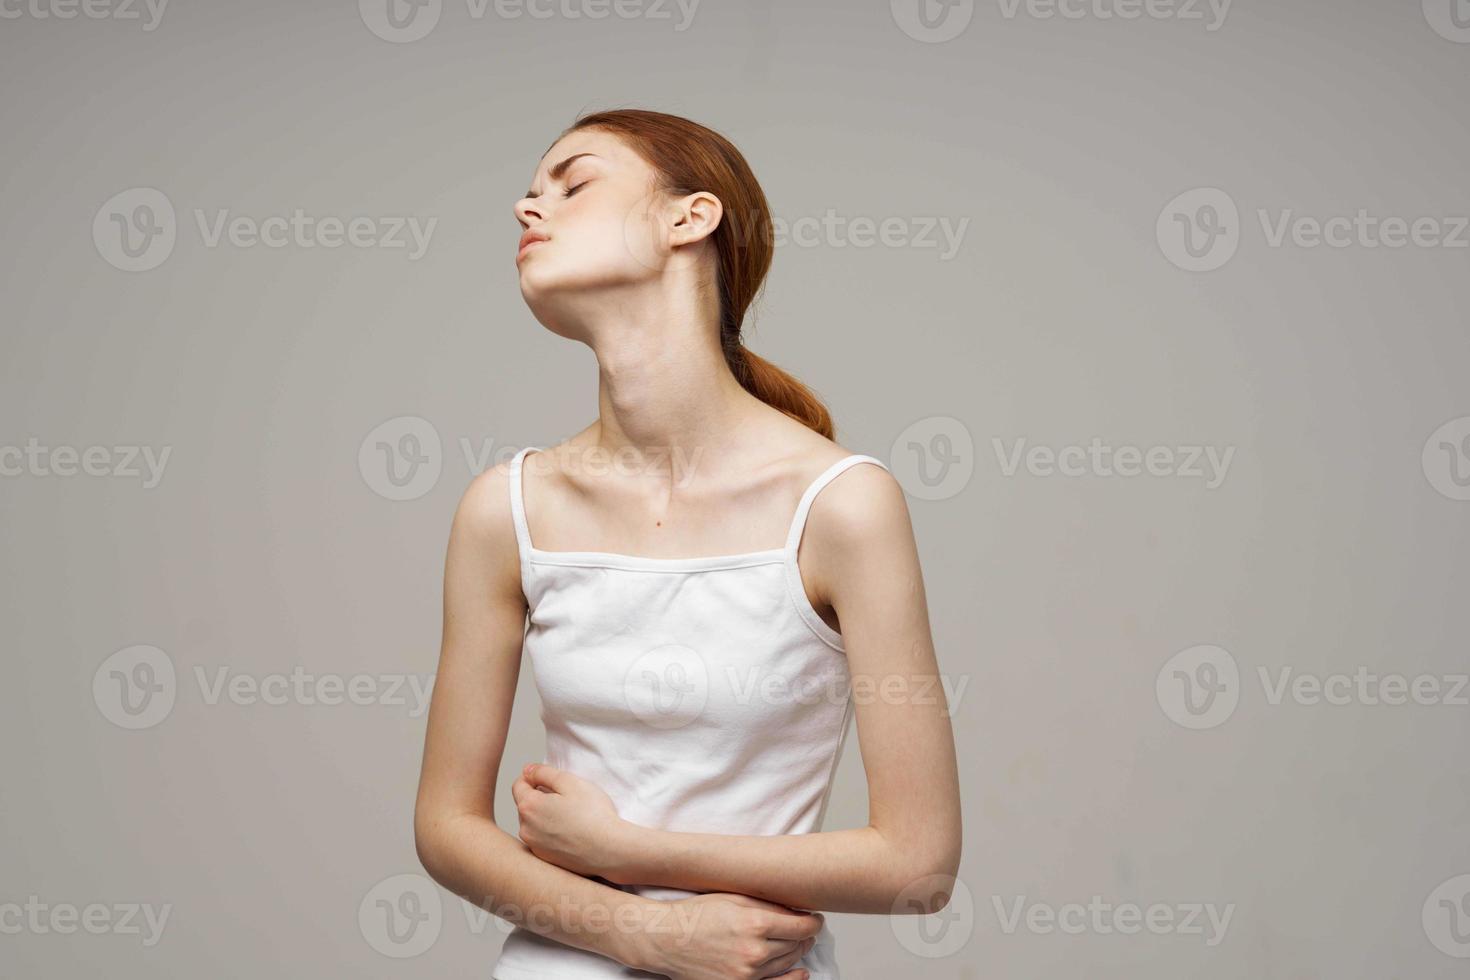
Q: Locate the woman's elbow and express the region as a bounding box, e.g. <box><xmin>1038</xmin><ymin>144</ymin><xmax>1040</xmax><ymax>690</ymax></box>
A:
<box><xmin>413</xmin><ymin>810</ymin><xmax>447</xmax><ymax>880</ymax></box>
<box><xmin>413</xmin><ymin>801</ymin><xmax>468</xmax><ymax>882</ymax></box>
<box><xmin>889</xmin><ymin>843</ymin><xmax>963</xmax><ymax>915</ymax></box>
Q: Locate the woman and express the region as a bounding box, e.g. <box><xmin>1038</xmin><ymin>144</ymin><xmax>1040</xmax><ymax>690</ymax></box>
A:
<box><xmin>414</xmin><ymin>108</ymin><xmax>962</xmax><ymax>980</ymax></box>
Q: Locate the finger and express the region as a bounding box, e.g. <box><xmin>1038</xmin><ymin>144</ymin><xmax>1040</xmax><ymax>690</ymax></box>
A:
<box><xmin>523</xmin><ymin>763</ymin><xmax>564</xmax><ymax>793</ymax></box>
<box><xmin>756</xmin><ymin>937</ymin><xmax>800</xmax><ymax>959</ymax></box>
<box><xmin>760</xmin><ymin>909</ymin><xmax>825</xmax><ymax>942</ymax></box>
<box><xmin>758</xmin><ymin>942</ymin><xmax>814</xmax><ymax>979</ymax></box>
<box><xmin>514</xmin><ymin>775</ymin><xmax>543</xmax><ymax>811</ymax></box>
<box><xmin>758</xmin><ymin>934</ymin><xmax>815</xmax><ymax>970</ymax></box>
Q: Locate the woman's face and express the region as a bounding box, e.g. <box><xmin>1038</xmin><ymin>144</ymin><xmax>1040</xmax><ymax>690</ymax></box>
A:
<box><xmin>513</xmin><ymin>129</ymin><xmax>715</xmax><ymax>329</ymax></box>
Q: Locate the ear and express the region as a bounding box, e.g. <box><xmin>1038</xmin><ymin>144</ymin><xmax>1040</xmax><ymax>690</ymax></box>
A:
<box><xmin>667</xmin><ymin>191</ymin><xmax>723</xmax><ymax>248</ymax></box>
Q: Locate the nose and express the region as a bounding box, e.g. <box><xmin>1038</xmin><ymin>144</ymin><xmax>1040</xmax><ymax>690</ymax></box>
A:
<box><xmin>514</xmin><ymin>196</ymin><xmax>544</xmax><ymax>227</ymax></box>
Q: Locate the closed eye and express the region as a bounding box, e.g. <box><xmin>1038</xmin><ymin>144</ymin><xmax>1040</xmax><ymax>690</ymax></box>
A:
<box><xmin>564</xmin><ymin>180</ymin><xmax>589</xmax><ymax>198</ymax></box>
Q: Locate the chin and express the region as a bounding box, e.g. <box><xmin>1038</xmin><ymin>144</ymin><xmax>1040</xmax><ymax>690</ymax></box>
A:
<box><xmin>517</xmin><ymin>259</ymin><xmax>564</xmax><ymax>302</ymax></box>
<box><xmin>518</xmin><ymin>278</ymin><xmax>583</xmax><ymax>341</ymax></box>
<box><xmin>521</xmin><ymin>254</ymin><xmax>645</xmax><ymax>301</ymax></box>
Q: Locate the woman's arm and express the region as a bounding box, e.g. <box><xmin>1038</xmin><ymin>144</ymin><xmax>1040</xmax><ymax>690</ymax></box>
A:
<box><xmin>514</xmin><ymin>463</ymin><xmax>963</xmax><ymax>916</ymax></box>
<box><xmin>413</xmin><ymin>464</ymin><xmax>657</xmax><ymax>968</ymax></box>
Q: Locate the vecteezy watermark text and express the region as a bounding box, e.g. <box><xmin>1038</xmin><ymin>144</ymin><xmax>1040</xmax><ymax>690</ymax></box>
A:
<box><xmin>0</xmin><ymin>897</ymin><xmax>171</xmax><ymax>947</ymax></box>
<box><xmin>771</xmin><ymin>211</ymin><xmax>969</xmax><ymax>260</ymax></box>
<box><xmin>358</xmin><ymin>872</ymin><xmax>707</xmax><ymax>958</ymax></box>
<box><xmin>992</xmin><ymin>895</ymin><xmax>1234</xmax><ymax>946</ymax></box>
<box><xmin>93</xmin><ymin>188</ymin><xmax>437</xmax><ymax>272</ymax></box>
<box><xmin>1158</xmin><ymin>187</ymin><xmax>1469</xmax><ymax>272</ymax></box>
<box><xmin>726</xmin><ymin>668</ymin><xmax>970</xmax><ymax>718</ymax></box>
<box><xmin>358</xmin><ymin>0</ymin><xmax>701</xmax><ymax>43</ymax></box>
<box><xmin>890</xmin><ymin>0</ymin><xmax>1230</xmax><ymax>43</ymax></box>
<box><xmin>0</xmin><ymin>439</ymin><xmax>171</xmax><ymax>488</ymax></box>
<box><xmin>0</xmin><ymin>0</ymin><xmax>168</xmax><ymax>29</ymax></box>
<box><xmin>992</xmin><ymin>436</ymin><xmax>1235</xmax><ymax>489</ymax></box>
<box><xmin>92</xmin><ymin>645</ymin><xmax>436</xmax><ymax>729</ymax></box>
<box><xmin>995</xmin><ymin>0</ymin><xmax>1230</xmax><ymax>30</ymax></box>
<box><xmin>358</xmin><ymin>418</ymin><xmax>709</xmax><ymax>502</ymax></box>
<box><xmin>1157</xmin><ymin>644</ymin><xmax>1469</xmax><ymax>729</ymax></box>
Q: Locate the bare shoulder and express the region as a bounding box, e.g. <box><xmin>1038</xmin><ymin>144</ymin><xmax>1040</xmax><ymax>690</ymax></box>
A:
<box><xmin>454</xmin><ymin>437</ymin><xmax>575</xmax><ymax>534</ymax></box>
<box><xmin>800</xmin><ymin>445</ymin><xmax>911</xmax><ymax>560</ymax></box>
<box><xmin>790</xmin><ymin>442</ymin><xmax>914</xmax><ymax>614</ymax></box>
<box><xmin>778</xmin><ymin>433</ymin><xmax>914</xmax><ymax>611</ymax></box>
<box><xmin>454</xmin><ymin>456</ymin><xmax>518</xmax><ymax>541</ymax></box>
<box><xmin>444</xmin><ymin>455</ymin><xmax>525</xmax><ymax>604</ymax></box>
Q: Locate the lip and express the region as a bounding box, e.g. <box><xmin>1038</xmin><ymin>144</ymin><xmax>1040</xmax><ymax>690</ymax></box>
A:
<box><xmin>516</xmin><ymin>231</ymin><xmax>549</xmax><ymax>262</ymax></box>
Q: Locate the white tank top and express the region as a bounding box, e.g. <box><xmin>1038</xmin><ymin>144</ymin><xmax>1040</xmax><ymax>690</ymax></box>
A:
<box><xmin>490</xmin><ymin>445</ymin><xmax>890</xmax><ymax>980</ymax></box>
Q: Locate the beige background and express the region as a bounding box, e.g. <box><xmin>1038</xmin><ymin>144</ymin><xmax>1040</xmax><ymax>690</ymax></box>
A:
<box><xmin>2</xmin><ymin>0</ymin><xmax>1469</xmax><ymax>976</ymax></box>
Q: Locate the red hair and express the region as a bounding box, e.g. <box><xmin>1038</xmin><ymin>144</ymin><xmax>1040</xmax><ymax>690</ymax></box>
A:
<box><xmin>560</xmin><ymin>108</ymin><xmax>836</xmax><ymax>440</ymax></box>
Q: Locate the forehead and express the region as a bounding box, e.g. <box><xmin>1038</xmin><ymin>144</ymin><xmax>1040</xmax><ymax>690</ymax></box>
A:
<box><xmin>531</xmin><ymin>129</ymin><xmax>637</xmax><ymax>182</ymax></box>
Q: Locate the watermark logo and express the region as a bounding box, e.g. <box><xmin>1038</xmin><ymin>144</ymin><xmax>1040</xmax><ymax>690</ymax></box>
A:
<box><xmin>1257</xmin><ymin>209</ymin><xmax>1469</xmax><ymax>250</ymax></box>
<box><xmin>93</xmin><ymin>187</ymin><xmax>176</xmax><ymax>272</ymax></box>
<box><xmin>995</xmin><ymin>0</ymin><xmax>1231</xmax><ymax>30</ymax></box>
<box><xmin>357</xmin><ymin>429</ymin><xmax>711</xmax><ymax>502</ymax></box>
<box><xmin>93</xmin><ymin>645</ymin><xmax>177</xmax><ymax>730</ymax></box>
<box><xmin>1422</xmin><ymin>415</ymin><xmax>1470</xmax><ymax>501</ymax></box>
<box><xmin>993</xmin><ymin>895</ymin><xmax>1234</xmax><ymax>946</ymax></box>
<box><xmin>461</xmin><ymin>892</ymin><xmax>704</xmax><ymax>942</ymax></box>
<box><xmin>359</xmin><ymin>0</ymin><xmax>443</xmax><ymax>42</ymax></box>
<box><xmin>192</xmin><ymin>209</ymin><xmax>436</xmax><ymax>258</ymax></box>
<box><xmin>624</xmin><ymin>644</ymin><xmax>709</xmax><ymax>730</ymax></box>
<box><xmin>359</xmin><ymin>873</ymin><xmax>442</xmax><ymax>958</ymax></box>
<box><xmin>193</xmin><ymin>666</ymin><xmax>435</xmax><ymax>716</ymax></box>
<box><xmin>891</xmin><ymin>0</ymin><xmax>975</xmax><ymax>43</ymax></box>
<box><xmin>1159</xmin><ymin>646</ymin><xmax>1468</xmax><ymax>728</ymax></box>
<box><xmin>1424</xmin><ymin>874</ymin><xmax>1470</xmax><ymax>957</ymax></box>
<box><xmin>616</xmin><ymin>204</ymin><xmax>970</xmax><ymax>274</ymax></box>
<box><xmin>1161</xmin><ymin>187</ymin><xmax>1469</xmax><ymax>270</ymax></box>
<box><xmin>0</xmin><ymin>897</ymin><xmax>172</xmax><ymax>946</ymax></box>
<box><xmin>1259</xmin><ymin>666</ymin><xmax>1468</xmax><ymax>708</ymax></box>
<box><xmin>1156</xmin><ymin>644</ymin><xmax>1239</xmax><ymax>729</ymax></box>
<box><xmin>0</xmin><ymin>0</ymin><xmax>169</xmax><ymax>30</ymax></box>
<box><xmin>1423</xmin><ymin>0</ymin><xmax>1470</xmax><ymax>42</ymax></box>
<box><xmin>1157</xmin><ymin>187</ymin><xmax>1239</xmax><ymax>272</ymax></box>
<box><xmin>0</xmin><ymin>439</ymin><xmax>172</xmax><ymax>487</ymax></box>
<box><xmin>725</xmin><ymin>667</ymin><xmax>970</xmax><ymax>718</ymax></box>
<box><xmin>891</xmin><ymin>874</ymin><xmax>974</xmax><ymax>957</ymax></box>
<box><xmin>92</xmin><ymin>645</ymin><xmax>435</xmax><ymax>728</ymax></box>
<box><xmin>359</xmin><ymin>416</ymin><xmax>443</xmax><ymax>501</ymax></box>
<box><xmin>360</xmin><ymin>0</ymin><xmax>699</xmax><ymax>42</ymax></box>
<box><xmin>93</xmin><ymin>188</ymin><xmax>437</xmax><ymax>271</ymax></box>
<box><xmin>771</xmin><ymin>211</ymin><xmax>969</xmax><ymax>259</ymax></box>
<box><xmin>993</xmin><ymin>436</ymin><xmax>1234</xmax><ymax>488</ymax></box>
<box><xmin>890</xmin><ymin>416</ymin><xmax>975</xmax><ymax>501</ymax></box>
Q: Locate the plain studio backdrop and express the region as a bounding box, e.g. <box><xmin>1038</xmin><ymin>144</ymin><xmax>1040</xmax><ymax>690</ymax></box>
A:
<box><xmin>2</xmin><ymin>1</ymin><xmax>1468</xmax><ymax>976</ymax></box>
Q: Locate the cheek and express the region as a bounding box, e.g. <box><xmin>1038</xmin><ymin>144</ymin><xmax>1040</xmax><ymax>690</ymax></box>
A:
<box><xmin>613</xmin><ymin>200</ymin><xmax>670</xmax><ymax>273</ymax></box>
<box><xmin>524</xmin><ymin>211</ymin><xmax>659</xmax><ymax>290</ymax></box>
<box><xmin>578</xmin><ymin>199</ymin><xmax>659</xmax><ymax>273</ymax></box>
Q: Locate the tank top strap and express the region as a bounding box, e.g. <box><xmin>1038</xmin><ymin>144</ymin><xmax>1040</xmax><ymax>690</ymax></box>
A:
<box><xmin>783</xmin><ymin>453</ymin><xmax>891</xmax><ymax>554</ymax></box>
<box><xmin>508</xmin><ymin>445</ymin><xmax>543</xmax><ymax>557</ymax></box>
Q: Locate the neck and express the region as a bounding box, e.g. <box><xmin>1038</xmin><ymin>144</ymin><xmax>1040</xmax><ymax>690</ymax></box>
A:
<box><xmin>590</xmin><ymin>314</ymin><xmax>758</xmax><ymax>478</ymax></box>
<box><xmin>542</xmin><ymin>280</ymin><xmax>764</xmax><ymax>481</ymax></box>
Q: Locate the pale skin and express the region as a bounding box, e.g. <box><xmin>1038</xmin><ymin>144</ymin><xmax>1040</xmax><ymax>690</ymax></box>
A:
<box><xmin>413</xmin><ymin>125</ymin><xmax>963</xmax><ymax>980</ymax></box>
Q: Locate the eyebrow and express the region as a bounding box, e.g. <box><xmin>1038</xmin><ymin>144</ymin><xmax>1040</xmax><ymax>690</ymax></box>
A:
<box><xmin>524</xmin><ymin>152</ymin><xmax>599</xmax><ymax>199</ymax></box>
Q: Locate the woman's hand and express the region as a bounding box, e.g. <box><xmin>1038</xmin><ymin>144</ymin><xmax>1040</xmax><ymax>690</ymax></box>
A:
<box><xmin>511</xmin><ymin>763</ymin><xmax>635</xmax><ymax>880</ymax></box>
<box><xmin>634</xmin><ymin>892</ymin><xmax>821</xmax><ymax>980</ymax></box>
